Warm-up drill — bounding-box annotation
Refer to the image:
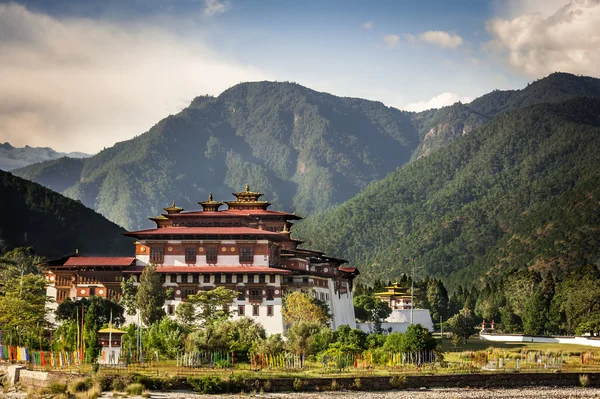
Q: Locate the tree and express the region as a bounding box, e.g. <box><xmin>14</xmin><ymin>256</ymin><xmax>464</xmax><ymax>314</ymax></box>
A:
<box><xmin>334</xmin><ymin>325</ymin><xmax>367</xmax><ymax>352</ymax></box>
<box><xmin>522</xmin><ymin>289</ymin><xmax>548</xmax><ymax>335</ymax></box>
<box><xmin>187</xmin><ymin>286</ymin><xmax>236</xmax><ymax>326</ymax></box>
<box><xmin>427</xmin><ymin>279</ymin><xmax>449</xmax><ymax>322</ymax></box>
<box><xmin>56</xmin><ymin>297</ymin><xmax>125</xmax><ymax>326</ymax></box>
<box><xmin>120</xmin><ymin>276</ymin><xmax>138</xmax><ymax>316</ymax></box>
<box><xmin>282</xmin><ymin>291</ymin><xmax>329</xmax><ymax>325</ymax></box>
<box><xmin>175</xmin><ymin>301</ymin><xmax>196</xmax><ymax>327</ymax></box>
<box><xmin>136</xmin><ymin>263</ymin><xmax>166</xmax><ymax>325</ymax></box>
<box><xmin>446</xmin><ymin>308</ymin><xmax>476</xmax><ymax>344</ymax></box>
<box><xmin>353</xmin><ymin>294</ymin><xmax>391</xmax><ymax>333</ymax></box>
<box><xmin>285</xmin><ymin>321</ymin><xmax>332</xmax><ymax>359</ymax></box>
<box><xmin>403</xmin><ymin>324</ymin><xmax>438</xmax><ymax>352</ymax></box>
<box><xmin>84</xmin><ymin>298</ymin><xmax>102</xmax><ymax>364</ymax></box>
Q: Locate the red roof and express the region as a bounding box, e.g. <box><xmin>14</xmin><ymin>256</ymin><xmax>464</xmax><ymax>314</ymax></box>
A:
<box><xmin>123</xmin><ymin>266</ymin><xmax>292</xmax><ymax>274</ymax></box>
<box><xmin>339</xmin><ymin>266</ymin><xmax>359</xmax><ymax>274</ymax></box>
<box><xmin>124</xmin><ymin>227</ymin><xmax>285</xmax><ymax>237</ymax></box>
<box><xmin>174</xmin><ymin>209</ymin><xmax>302</xmax><ymax>219</ymax></box>
<box><xmin>63</xmin><ymin>257</ymin><xmax>136</xmax><ymax>267</ymax></box>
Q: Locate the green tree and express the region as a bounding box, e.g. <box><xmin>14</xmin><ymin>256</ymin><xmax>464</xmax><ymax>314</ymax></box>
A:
<box><xmin>187</xmin><ymin>286</ymin><xmax>236</xmax><ymax>326</ymax></box>
<box><xmin>120</xmin><ymin>276</ymin><xmax>138</xmax><ymax>316</ymax></box>
<box><xmin>84</xmin><ymin>298</ymin><xmax>102</xmax><ymax>364</ymax></box>
<box><xmin>353</xmin><ymin>294</ymin><xmax>392</xmax><ymax>333</ymax></box>
<box><xmin>56</xmin><ymin>297</ymin><xmax>125</xmax><ymax>326</ymax></box>
<box><xmin>175</xmin><ymin>301</ymin><xmax>196</xmax><ymax>327</ymax></box>
<box><xmin>403</xmin><ymin>324</ymin><xmax>438</xmax><ymax>352</ymax></box>
<box><xmin>136</xmin><ymin>263</ymin><xmax>166</xmax><ymax>325</ymax></box>
<box><xmin>522</xmin><ymin>289</ymin><xmax>548</xmax><ymax>335</ymax></box>
<box><xmin>427</xmin><ymin>279</ymin><xmax>449</xmax><ymax>322</ymax></box>
<box><xmin>285</xmin><ymin>321</ymin><xmax>332</xmax><ymax>358</ymax></box>
<box><xmin>282</xmin><ymin>291</ymin><xmax>330</xmax><ymax>326</ymax></box>
<box><xmin>447</xmin><ymin>308</ymin><xmax>476</xmax><ymax>344</ymax></box>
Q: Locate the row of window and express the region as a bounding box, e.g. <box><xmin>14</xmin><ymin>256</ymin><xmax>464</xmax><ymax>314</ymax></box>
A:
<box><xmin>159</xmin><ymin>273</ymin><xmax>277</xmax><ymax>284</ymax></box>
<box><xmin>150</xmin><ymin>246</ymin><xmax>255</xmax><ymax>264</ymax></box>
<box><xmin>166</xmin><ymin>304</ymin><xmax>274</xmax><ymax>317</ymax></box>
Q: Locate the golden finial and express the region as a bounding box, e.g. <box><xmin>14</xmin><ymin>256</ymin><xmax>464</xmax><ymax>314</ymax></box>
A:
<box><xmin>171</xmin><ymin>201</ymin><xmax>175</xmax><ymax>207</ymax></box>
<box><xmin>208</xmin><ymin>192</ymin><xmax>213</xmax><ymax>202</ymax></box>
<box><xmin>245</xmin><ymin>184</ymin><xmax>250</xmax><ymax>192</ymax></box>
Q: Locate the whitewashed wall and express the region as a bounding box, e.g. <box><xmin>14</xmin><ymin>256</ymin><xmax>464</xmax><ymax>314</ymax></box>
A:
<box><xmin>480</xmin><ymin>333</ymin><xmax>600</xmax><ymax>347</ymax></box>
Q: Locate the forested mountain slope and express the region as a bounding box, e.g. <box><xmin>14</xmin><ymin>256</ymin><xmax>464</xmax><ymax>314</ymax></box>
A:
<box><xmin>0</xmin><ymin>171</ymin><xmax>132</xmax><ymax>257</ymax></box>
<box><xmin>14</xmin><ymin>82</ymin><xmax>420</xmax><ymax>230</ymax></box>
<box><xmin>411</xmin><ymin>73</ymin><xmax>600</xmax><ymax>160</ymax></box>
<box><xmin>294</xmin><ymin>97</ymin><xmax>600</xmax><ymax>291</ymax></box>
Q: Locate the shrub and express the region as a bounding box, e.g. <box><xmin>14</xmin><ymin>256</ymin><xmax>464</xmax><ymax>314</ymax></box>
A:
<box><xmin>579</xmin><ymin>374</ymin><xmax>589</xmax><ymax>388</ymax></box>
<box><xmin>69</xmin><ymin>378</ymin><xmax>92</xmax><ymax>394</ymax></box>
<box><xmin>93</xmin><ymin>374</ymin><xmax>111</xmax><ymax>391</ymax></box>
<box><xmin>263</xmin><ymin>380</ymin><xmax>272</xmax><ymax>392</ymax></box>
<box><xmin>126</xmin><ymin>383</ymin><xmax>145</xmax><ymax>396</ymax></box>
<box><xmin>292</xmin><ymin>378</ymin><xmax>303</xmax><ymax>392</ymax></box>
<box><xmin>389</xmin><ymin>375</ymin><xmax>407</xmax><ymax>389</ymax></box>
<box><xmin>111</xmin><ymin>377</ymin><xmax>128</xmax><ymax>392</ymax></box>
<box><xmin>187</xmin><ymin>376</ymin><xmax>223</xmax><ymax>394</ymax></box>
<box><xmin>226</xmin><ymin>374</ymin><xmax>245</xmax><ymax>392</ymax></box>
<box><xmin>44</xmin><ymin>383</ymin><xmax>67</xmax><ymax>395</ymax></box>
<box><xmin>353</xmin><ymin>377</ymin><xmax>361</xmax><ymax>390</ymax></box>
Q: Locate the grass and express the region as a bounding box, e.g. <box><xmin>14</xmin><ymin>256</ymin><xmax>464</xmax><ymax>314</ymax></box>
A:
<box><xmin>125</xmin><ymin>383</ymin><xmax>145</xmax><ymax>396</ymax></box>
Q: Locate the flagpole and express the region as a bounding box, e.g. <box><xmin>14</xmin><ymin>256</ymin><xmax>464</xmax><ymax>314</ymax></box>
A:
<box><xmin>109</xmin><ymin>308</ymin><xmax>113</xmax><ymax>365</ymax></box>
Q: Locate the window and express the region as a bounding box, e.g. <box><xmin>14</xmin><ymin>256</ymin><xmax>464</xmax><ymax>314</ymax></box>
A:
<box><xmin>160</xmin><ymin>274</ymin><xmax>166</xmax><ymax>283</ymax></box>
<box><xmin>203</xmin><ymin>274</ymin><xmax>211</xmax><ymax>283</ymax></box>
<box><xmin>266</xmin><ymin>288</ymin><xmax>274</xmax><ymax>300</ymax></box>
<box><xmin>193</xmin><ymin>274</ymin><xmax>199</xmax><ymax>284</ymax></box>
<box><xmin>236</xmin><ymin>274</ymin><xmax>244</xmax><ymax>283</ymax></box>
<box><xmin>269</xmin><ymin>275</ymin><xmax>276</xmax><ymax>283</ymax></box>
<box><xmin>150</xmin><ymin>246</ymin><xmax>164</xmax><ymax>263</ymax></box>
<box><xmin>239</xmin><ymin>247</ymin><xmax>254</xmax><ymax>263</ymax></box>
<box><xmin>237</xmin><ymin>289</ymin><xmax>245</xmax><ymax>301</ymax></box>
<box><xmin>214</xmin><ymin>274</ymin><xmax>221</xmax><ymax>284</ymax></box>
<box><xmin>248</xmin><ymin>274</ymin><xmax>255</xmax><ymax>284</ymax></box>
<box><xmin>185</xmin><ymin>247</ymin><xmax>197</xmax><ymax>264</ymax></box>
<box><xmin>225</xmin><ymin>274</ymin><xmax>232</xmax><ymax>284</ymax></box>
<box><xmin>206</xmin><ymin>246</ymin><xmax>218</xmax><ymax>263</ymax></box>
<box><xmin>238</xmin><ymin>305</ymin><xmax>245</xmax><ymax>316</ymax></box>
<box><xmin>267</xmin><ymin>305</ymin><xmax>273</xmax><ymax>317</ymax></box>
<box><xmin>252</xmin><ymin>305</ymin><xmax>259</xmax><ymax>316</ymax></box>
<box><xmin>259</xmin><ymin>274</ymin><xmax>265</xmax><ymax>284</ymax></box>
<box><xmin>170</xmin><ymin>274</ymin><xmax>177</xmax><ymax>283</ymax></box>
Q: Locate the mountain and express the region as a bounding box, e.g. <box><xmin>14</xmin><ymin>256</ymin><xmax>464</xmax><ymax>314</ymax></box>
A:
<box><xmin>12</xmin><ymin>73</ymin><xmax>600</xmax><ymax>233</ymax></box>
<box><xmin>293</xmin><ymin>96</ymin><xmax>600</xmax><ymax>291</ymax></box>
<box><xmin>411</xmin><ymin>72</ymin><xmax>600</xmax><ymax>160</ymax></box>
<box><xmin>0</xmin><ymin>170</ymin><xmax>132</xmax><ymax>257</ymax></box>
<box><xmin>0</xmin><ymin>142</ymin><xmax>91</xmax><ymax>171</ymax></box>
<box><xmin>14</xmin><ymin>82</ymin><xmax>421</xmax><ymax>230</ymax></box>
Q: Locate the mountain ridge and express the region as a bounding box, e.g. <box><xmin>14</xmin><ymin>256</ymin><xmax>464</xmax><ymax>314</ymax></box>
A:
<box><xmin>0</xmin><ymin>142</ymin><xmax>91</xmax><ymax>171</ymax></box>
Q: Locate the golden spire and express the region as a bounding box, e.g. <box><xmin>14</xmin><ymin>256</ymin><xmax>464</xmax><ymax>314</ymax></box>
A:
<box><xmin>209</xmin><ymin>192</ymin><xmax>213</xmax><ymax>202</ymax></box>
<box><xmin>245</xmin><ymin>183</ymin><xmax>250</xmax><ymax>192</ymax></box>
<box><xmin>163</xmin><ymin>201</ymin><xmax>184</xmax><ymax>213</ymax></box>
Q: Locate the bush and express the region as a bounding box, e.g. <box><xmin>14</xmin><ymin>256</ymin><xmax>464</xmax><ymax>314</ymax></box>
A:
<box><xmin>111</xmin><ymin>376</ymin><xmax>129</xmax><ymax>392</ymax></box>
<box><xmin>126</xmin><ymin>383</ymin><xmax>145</xmax><ymax>396</ymax></box>
<box><xmin>93</xmin><ymin>375</ymin><xmax>111</xmax><ymax>391</ymax></box>
<box><xmin>292</xmin><ymin>378</ymin><xmax>303</xmax><ymax>391</ymax></box>
<box><xmin>389</xmin><ymin>375</ymin><xmax>407</xmax><ymax>389</ymax></box>
<box><xmin>263</xmin><ymin>380</ymin><xmax>272</xmax><ymax>392</ymax></box>
<box><xmin>187</xmin><ymin>376</ymin><xmax>223</xmax><ymax>394</ymax></box>
<box><xmin>226</xmin><ymin>373</ymin><xmax>245</xmax><ymax>392</ymax></box>
<box><xmin>330</xmin><ymin>379</ymin><xmax>338</xmax><ymax>391</ymax></box>
<box><xmin>44</xmin><ymin>383</ymin><xmax>67</xmax><ymax>395</ymax></box>
<box><xmin>353</xmin><ymin>377</ymin><xmax>361</xmax><ymax>390</ymax></box>
<box><xmin>69</xmin><ymin>378</ymin><xmax>92</xmax><ymax>394</ymax></box>
<box><xmin>579</xmin><ymin>374</ymin><xmax>589</xmax><ymax>388</ymax></box>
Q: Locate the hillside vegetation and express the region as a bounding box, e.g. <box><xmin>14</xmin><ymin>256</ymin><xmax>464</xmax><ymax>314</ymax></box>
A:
<box><xmin>15</xmin><ymin>83</ymin><xmax>421</xmax><ymax>230</ymax></box>
<box><xmin>294</xmin><ymin>97</ymin><xmax>600</xmax><ymax>290</ymax></box>
<box><xmin>0</xmin><ymin>170</ymin><xmax>132</xmax><ymax>257</ymax></box>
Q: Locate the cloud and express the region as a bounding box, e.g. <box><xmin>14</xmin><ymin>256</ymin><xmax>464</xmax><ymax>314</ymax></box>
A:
<box><xmin>363</xmin><ymin>21</ymin><xmax>373</xmax><ymax>29</ymax></box>
<box><xmin>204</xmin><ymin>0</ymin><xmax>230</xmax><ymax>16</ymax></box>
<box><xmin>0</xmin><ymin>3</ymin><xmax>267</xmax><ymax>153</ymax></box>
<box><xmin>384</xmin><ymin>34</ymin><xmax>400</xmax><ymax>47</ymax></box>
<box><xmin>486</xmin><ymin>0</ymin><xmax>600</xmax><ymax>77</ymax></box>
<box><xmin>402</xmin><ymin>92</ymin><xmax>473</xmax><ymax>112</ymax></box>
<box><xmin>419</xmin><ymin>30</ymin><xmax>464</xmax><ymax>49</ymax></box>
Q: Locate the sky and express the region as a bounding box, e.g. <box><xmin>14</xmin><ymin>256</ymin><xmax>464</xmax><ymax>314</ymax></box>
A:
<box><xmin>1</xmin><ymin>0</ymin><xmax>599</xmax><ymax>153</ymax></box>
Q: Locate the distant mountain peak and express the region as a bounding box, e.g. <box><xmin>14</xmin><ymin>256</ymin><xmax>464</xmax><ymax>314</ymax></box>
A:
<box><xmin>0</xmin><ymin>143</ymin><xmax>92</xmax><ymax>171</ymax></box>
<box><xmin>1</xmin><ymin>142</ymin><xmax>15</xmax><ymax>150</ymax></box>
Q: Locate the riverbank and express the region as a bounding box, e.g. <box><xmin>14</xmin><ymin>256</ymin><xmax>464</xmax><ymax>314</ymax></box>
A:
<box><xmin>3</xmin><ymin>388</ymin><xmax>599</xmax><ymax>399</ymax></box>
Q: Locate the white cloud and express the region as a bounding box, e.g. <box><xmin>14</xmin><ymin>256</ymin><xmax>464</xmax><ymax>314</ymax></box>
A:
<box><xmin>486</xmin><ymin>0</ymin><xmax>600</xmax><ymax>77</ymax></box>
<box><xmin>419</xmin><ymin>30</ymin><xmax>464</xmax><ymax>49</ymax></box>
<box><xmin>402</xmin><ymin>92</ymin><xmax>473</xmax><ymax>112</ymax></box>
<box><xmin>363</xmin><ymin>21</ymin><xmax>373</xmax><ymax>29</ymax></box>
<box><xmin>384</xmin><ymin>34</ymin><xmax>400</xmax><ymax>47</ymax></box>
<box><xmin>0</xmin><ymin>4</ymin><xmax>267</xmax><ymax>153</ymax></box>
<box><xmin>204</xmin><ymin>0</ymin><xmax>230</xmax><ymax>16</ymax></box>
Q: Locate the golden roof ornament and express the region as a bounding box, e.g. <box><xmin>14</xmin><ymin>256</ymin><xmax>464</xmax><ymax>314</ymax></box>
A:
<box><xmin>245</xmin><ymin>183</ymin><xmax>250</xmax><ymax>192</ymax></box>
<box><xmin>209</xmin><ymin>192</ymin><xmax>214</xmax><ymax>202</ymax></box>
<box><xmin>163</xmin><ymin>201</ymin><xmax>184</xmax><ymax>213</ymax></box>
